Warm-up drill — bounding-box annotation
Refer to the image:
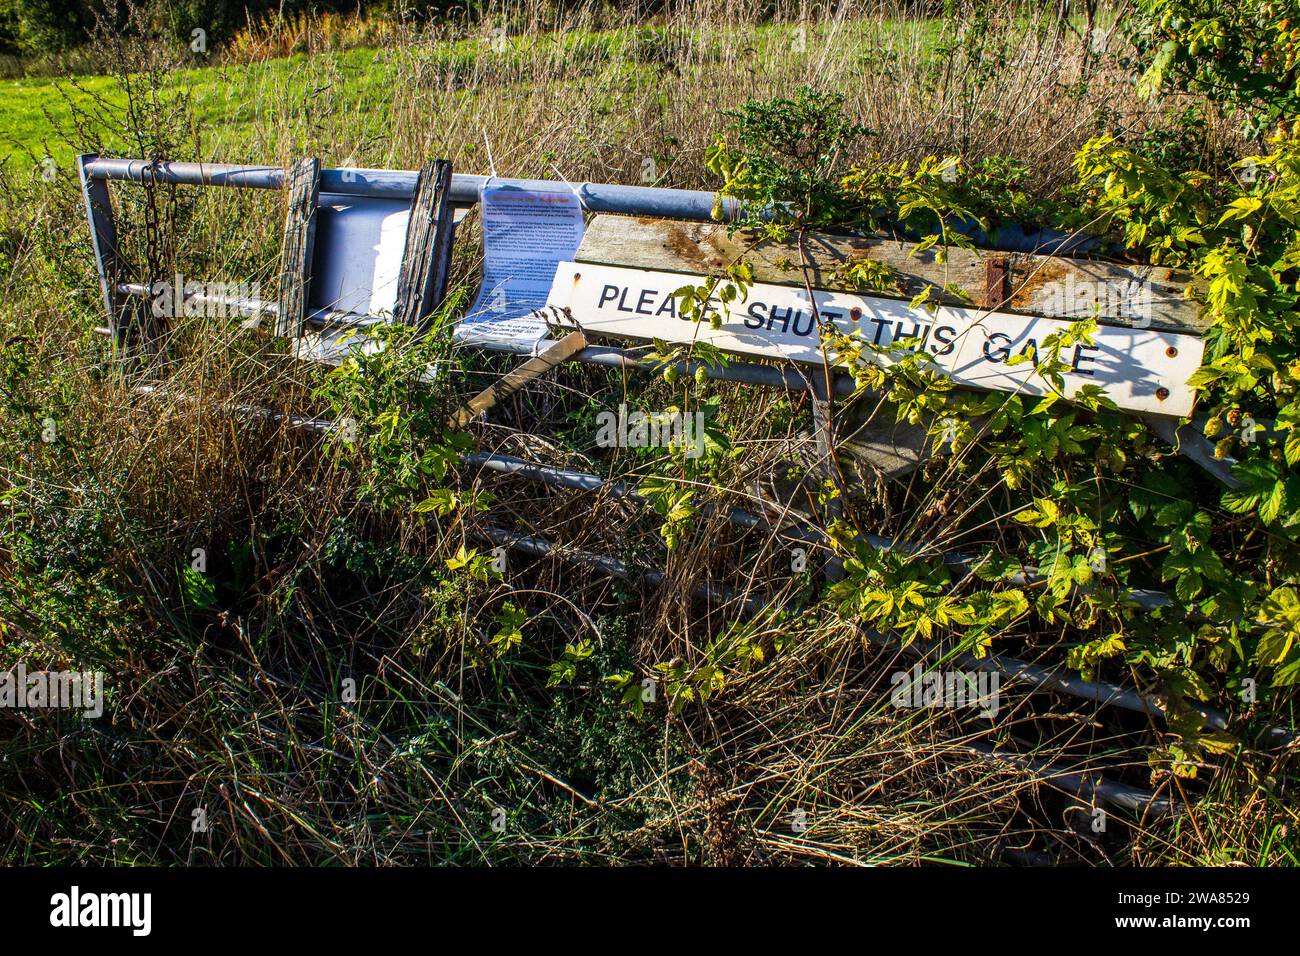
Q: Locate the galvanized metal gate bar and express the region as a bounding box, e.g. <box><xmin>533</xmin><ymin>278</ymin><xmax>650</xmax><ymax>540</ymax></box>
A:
<box><xmin>106</xmin><ymin>279</ymin><xmax>855</xmax><ymax>395</ymax></box>
<box><xmin>76</xmin><ymin>155</ymin><xmax>125</xmax><ymax>341</ymax></box>
<box><xmin>80</xmin><ymin>157</ymin><xmax>743</xmax><ymax>220</ymax></box>
<box><xmin>134</xmin><ymin>380</ymin><xmax>1298</xmax><ymax>749</ymax></box>
<box><xmin>122</xmin><ymin>380</ymin><xmax>1293</xmax><ymax>820</ymax></box>
<box><xmin>78</xmin><ymin>158</ymin><xmax>1093</xmax><ymax>255</ymax></box>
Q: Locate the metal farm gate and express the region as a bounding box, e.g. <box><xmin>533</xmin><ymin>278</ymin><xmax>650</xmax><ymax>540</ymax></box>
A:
<box><xmin>77</xmin><ymin>154</ymin><xmax>1297</xmax><ymax>847</ymax></box>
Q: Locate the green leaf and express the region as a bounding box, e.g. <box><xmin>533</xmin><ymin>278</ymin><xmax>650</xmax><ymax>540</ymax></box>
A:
<box><xmin>1174</xmin><ymin>571</ymin><xmax>1203</xmax><ymax>604</ymax></box>
<box><xmin>413</xmin><ymin>488</ymin><xmax>459</xmax><ymax>516</ymax></box>
<box><xmin>1216</xmin><ymin>196</ymin><xmax>1263</xmax><ymax>226</ymax></box>
<box><xmin>1222</xmin><ymin>460</ymin><xmax>1278</xmax><ymax>514</ymax></box>
<box><xmin>181</xmin><ymin>566</ymin><xmax>216</xmax><ymax>610</ymax></box>
<box><xmin>1259</xmin><ymin>479</ymin><xmax>1287</xmax><ymax>524</ymax></box>
<box><xmin>445</xmin><ymin>545</ymin><xmax>476</xmax><ymax>571</ymax></box>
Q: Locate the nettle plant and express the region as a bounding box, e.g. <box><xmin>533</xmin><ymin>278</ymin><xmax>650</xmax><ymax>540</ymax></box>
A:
<box><xmin>672</xmin><ymin>37</ymin><xmax>1300</xmax><ymax>772</ymax></box>
<box><xmin>315</xmin><ymin>313</ymin><xmax>470</xmax><ymax>514</ymax></box>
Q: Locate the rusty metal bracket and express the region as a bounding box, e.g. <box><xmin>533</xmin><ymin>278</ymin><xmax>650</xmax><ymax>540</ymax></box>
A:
<box><xmin>983</xmin><ymin>254</ymin><xmax>1010</xmax><ymax>310</ymax></box>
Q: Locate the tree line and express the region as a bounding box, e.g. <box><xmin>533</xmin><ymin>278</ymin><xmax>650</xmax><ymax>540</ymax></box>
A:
<box><xmin>0</xmin><ymin>0</ymin><xmax>466</xmax><ymax>56</ymax></box>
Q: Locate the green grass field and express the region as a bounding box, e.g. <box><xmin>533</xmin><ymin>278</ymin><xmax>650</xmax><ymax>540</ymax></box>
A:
<box><xmin>1</xmin><ymin>19</ymin><xmax>963</xmax><ymax>172</ymax></box>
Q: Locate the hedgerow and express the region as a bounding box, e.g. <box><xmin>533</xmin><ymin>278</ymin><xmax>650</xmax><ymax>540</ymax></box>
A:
<box><xmin>664</xmin><ymin>0</ymin><xmax>1300</xmax><ymax>777</ymax></box>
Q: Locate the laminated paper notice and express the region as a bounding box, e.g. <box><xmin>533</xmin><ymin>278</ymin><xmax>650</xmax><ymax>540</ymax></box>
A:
<box><xmin>458</xmin><ymin>184</ymin><xmax>586</xmax><ymax>353</ymax></box>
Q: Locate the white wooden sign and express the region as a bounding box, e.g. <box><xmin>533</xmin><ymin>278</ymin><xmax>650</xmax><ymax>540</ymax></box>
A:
<box><xmin>547</xmin><ymin>262</ymin><xmax>1205</xmax><ymax>416</ymax></box>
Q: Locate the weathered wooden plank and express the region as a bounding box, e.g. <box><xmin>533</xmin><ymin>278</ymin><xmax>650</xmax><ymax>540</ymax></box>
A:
<box><xmin>448</xmin><ymin>331</ymin><xmax>588</xmax><ymax>428</ymax></box>
<box><xmin>394</xmin><ymin>159</ymin><xmax>455</xmax><ymax>332</ymax></box>
<box><xmin>276</xmin><ymin>157</ymin><xmax>321</xmax><ymax>338</ymax></box>
<box><xmin>575</xmin><ymin>215</ymin><xmax>1205</xmax><ymax>335</ymax></box>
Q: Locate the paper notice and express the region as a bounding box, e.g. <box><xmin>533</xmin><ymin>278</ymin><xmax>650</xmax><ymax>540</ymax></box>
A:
<box><xmin>458</xmin><ymin>183</ymin><xmax>586</xmax><ymax>353</ymax></box>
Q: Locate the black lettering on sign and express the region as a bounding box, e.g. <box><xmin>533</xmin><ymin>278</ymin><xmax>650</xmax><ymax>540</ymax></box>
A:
<box><xmin>745</xmin><ymin>302</ymin><xmax>767</xmax><ymax>329</ymax></box>
<box><xmin>636</xmin><ymin>289</ymin><xmax>656</xmax><ymax>315</ymax></box>
<box><xmin>932</xmin><ymin>325</ymin><xmax>956</xmax><ymax>356</ymax></box>
<box><xmin>983</xmin><ymin>332</ymin><xmax>1012</xmax><ymax>362</ymax></box>
<box><xmin>598</xmin><ymin>285</ymin><xmax>619</xmax><ymax>308</ymax></box>
<box><xmin>656</xmin><ymin>294</ymin><xmax>678</xmax><ymax>318</ymax></box>
<box><xmin>1071</xmin><ymin>343</ymin><xmax>1099</xmax><ymax>375</ymax></box>
<box><xmin>767</xmin><ymin>305</ymin><xmax>794</xmax><ymax>334</ymax></box>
